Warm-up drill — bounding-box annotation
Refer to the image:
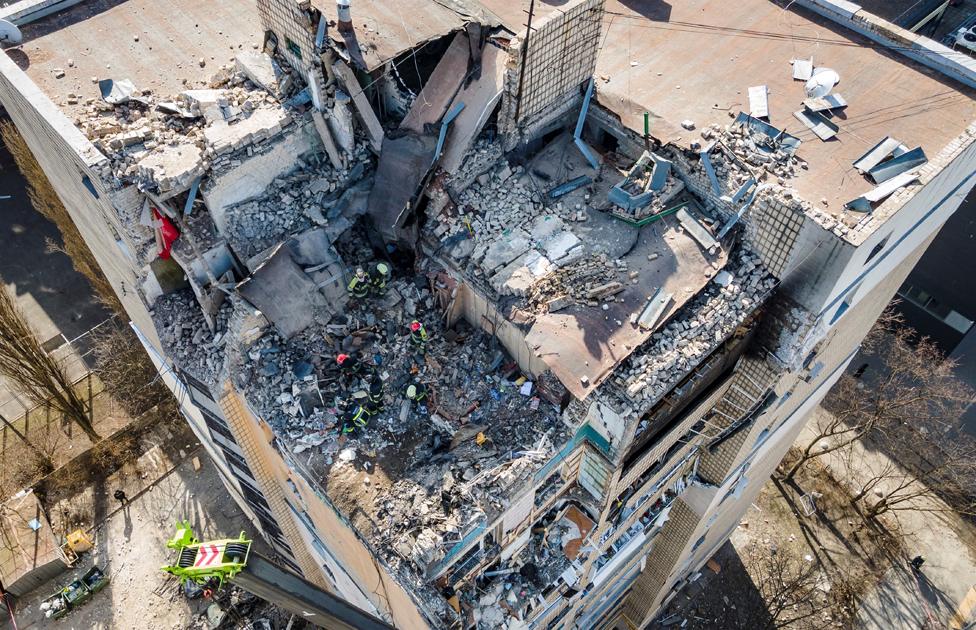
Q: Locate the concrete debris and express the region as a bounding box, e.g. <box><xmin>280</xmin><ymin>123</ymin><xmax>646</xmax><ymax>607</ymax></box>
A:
<box><xmin>455</xmin><ymin>161</ymin><xmax>545</xmax><ymax>234</ymax></box>
<box><xmin>234</xmin><ymin>51</ymin><xmax>289</xmax><ymax>98</ymax></box>
<box><xmin>154</xmin><ymin>289</ymin><xmax>230</xmax><ymax>387</ymax></box>
<box><xmin>445</xmin><ymin>139</ymin><xmax>504</xmax><ymax>192</ymax></box>
<box><xmin>220</xmin><ymin>146</ymin><xmax>372</xmax><ymax>257</ymax></box>
<box><xmin>80</xmin><ymin>61</ymin><xmax>305</xmax><ymax>192</ymax></box>
<box><xmin>609</xmin><ymin>167</ymin><xmax>685</xmax><ymax>222</ymax></box>
<box><xmin>218</xmin><ymin>235</ymin><xmax>571</xmax><ymax>605</ymax></box>
<box><xmin>204</xmin><ymin>106</ymin><xmax>292</xmax><ymax>157</ymax></box>
<box><xmin>617</xmin><ymin>251</ymin><xmax>775</xmax><ymax>410</ymax></box>
<box><xmin>696</xmin><ymin>118</ymin><xmax>805</xmax><ymax>190</ymax></box>
<box><xmin>136</xmin><ymin>143</ymin><xmax>206</xmax><ymax>195</ymax></box>
<box><xmin>526</xmin><ymin>256</ymin><xmax>619</xmax><ymax>313</ymax></box>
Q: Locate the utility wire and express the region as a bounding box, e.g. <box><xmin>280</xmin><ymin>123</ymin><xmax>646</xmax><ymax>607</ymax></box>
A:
<box><xmin>600</xmin><ymin>9</ymin><xmax>976</xmax><ymax>61</ymax></box>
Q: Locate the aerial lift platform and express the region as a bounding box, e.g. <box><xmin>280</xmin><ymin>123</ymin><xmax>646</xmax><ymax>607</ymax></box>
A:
<box><xmin>160</xmin><ymin>521</ymin><xmax>394</xmax><ymax>630</ymax></box>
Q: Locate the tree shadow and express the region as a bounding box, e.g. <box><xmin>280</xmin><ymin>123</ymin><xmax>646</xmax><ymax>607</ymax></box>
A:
<box><xmin>0</xmin><ymin>113</ymin><xmax>108</xmax><ymax>344</ymax></box>
<box><xmin>775</xmin><ymin>476</ymin><xmax>873</xmax><ymax>567</ymax></box>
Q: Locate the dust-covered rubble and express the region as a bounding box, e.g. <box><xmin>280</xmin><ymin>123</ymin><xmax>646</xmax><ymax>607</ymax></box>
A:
<box><xmin>525</xmin><ymin>255</ymin><xmax>621</xmax><ymax>313</ymax></box>
<box><xmin>696</xmin><ymin>115</ymin><xmax>807</xmax><ymax>188</ymax></box>
<box><xmin>219</xmin><ymin>145</ymin><xmax>373</xmax><ymax>258</ymax></box>
<box><xmin>615</xmin><ymin>251</ymin><xmax>775</xmax><ymax>409</ymax></box>
<box><xmin>153</xmin><ymin>289</ymin><xmax>231</xmax><ymax>386</ymax></box>
<box><xmin>78</xmin><ymin>52</ymin><xmax>305</xmax><ymax>194</ymax></box>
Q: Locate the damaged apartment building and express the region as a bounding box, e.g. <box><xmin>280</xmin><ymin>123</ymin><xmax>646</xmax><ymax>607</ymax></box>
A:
<box><xmin>1</xmin><ymin>0</ymin><xmax>974</xmax><ymax>627</ymax></box>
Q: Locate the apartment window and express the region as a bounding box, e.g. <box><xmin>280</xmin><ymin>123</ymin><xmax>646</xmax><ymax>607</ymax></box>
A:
<box><xmin>900</xmin><ymin>285</ymin><xmax>974</xmax><ymax>334</ymax></box>
<box><xmin>285</xmin><ymin>37</ymin><xmax>302</xmax><ymax>60</ymax></box>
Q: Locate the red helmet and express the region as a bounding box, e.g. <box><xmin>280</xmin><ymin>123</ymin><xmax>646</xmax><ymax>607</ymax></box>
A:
<box><xmin>410</xmin><ymin>321</ymin><xmax>422</xmax><ymax>332</ymax></box>
<box><xmin>337</xmin><ymin>353</ymin><xmax>350</xmax><ymax>364</ymax></box>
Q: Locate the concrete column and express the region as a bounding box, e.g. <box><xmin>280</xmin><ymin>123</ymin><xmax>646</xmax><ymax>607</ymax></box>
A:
<box><xmin>328</xmin><ymin>91</ymin><xmax>357</xmax><ymax>156</ymax></box>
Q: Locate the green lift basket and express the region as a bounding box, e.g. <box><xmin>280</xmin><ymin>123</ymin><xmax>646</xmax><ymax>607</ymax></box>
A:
<box><xmin>160</xmin><ymin>520</ymin><xmax>252</xmax><ymax>590</ymax></box>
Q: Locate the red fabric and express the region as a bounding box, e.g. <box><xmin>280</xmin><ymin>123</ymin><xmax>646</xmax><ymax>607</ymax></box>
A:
<box><xmin>153</xmin><ymin>208</ymin><xmax>180</xmax><ymax>259</ymax></box>
<box><xmin>337</xmin><ymin>353</ymin><xmax>349</xmax><ymax>364</ymax></box>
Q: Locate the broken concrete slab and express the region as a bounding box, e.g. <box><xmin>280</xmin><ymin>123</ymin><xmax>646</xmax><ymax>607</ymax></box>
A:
<box><xmin>481</xmin><ymin>229</ymin><xmax>531</xmax><ymax>273</ymax></box>
<box><xmin>585</xmin><ymin>281</ymin><xmax>624</xmax><ymax>300</ymax></box>
<box><xmin>136</xmin><ymin>143</ymin><xmax>205</xmax><ymax>197</ymax></box>
<box><xmin>541</xmin><ymin>230</ymin><xmax>584</xmax><ymax>266</ymax></box>
<box><xmin>332</xmin><ymin>60</ymin><xmax>383</xmax><ymax>152</ymax></box>
<box><xmin>490</xmin><ymin>250</ymin><xmax>554</xmax><ymax>296</ymax></box>
<box><xmin>202</xmin><ymin>121</ymin><xmax>320</xmax><ymax>233</ymax></box>
<box><xmin>204</xmin><ymin>106</ymin><xmax>291</xmax><ymax>156</ymax></box>
<box><xmin>181</xmin><ymin>89</ymin><xmax>228</xmax><ymax>114</ymax></box>
<box><xmin>546</xmin><ymin>295</ymin><xmax>573</xmax><ymax>312</ymax></box>
<box><xmin>312</xmin><ymin>109</ymin><xmax>344</xmax><ymax>169</ymax></box>
<box><xmin>235</xmin><ymin>51</ymin><xmax>285</xmax><ymax>97</ymax></box>
<box><xmin>529</xmin><ymin>215</ymin><xmax>565</xmax><ymax>243</ymax></box>
<box><xmin>635</xmin><ymin>288</ymin><xmax>673</xmax><ymax>331</ymax></box>
<box><xmin>399</xmin><ymin>31</ymin><xmax>469</xmax><ymax>135</ymax></box>
<box><xmin>235</xmin><ymin>243</ymin><xmax>331</xmax><ymax>339</ymax></box>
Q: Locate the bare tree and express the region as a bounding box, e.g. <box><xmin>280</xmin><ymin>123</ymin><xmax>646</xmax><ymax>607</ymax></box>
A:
<box><xmin>743</xmin><ymin>542</ymin><xmax>824</xmax><ymax>629</ymax></box>
<box><xmin>845</xmin><ymin>399</ymin><xmax>976</xmax><ymax>519</ymax></box>
<box><xmin>783</xmin><ymin>309</ymin><xmax>971</xmax><ymax>481</ymax></box>
<box><xmin>0</xmin><ymin>284</ymin><xmax>100</xmax><ymax>442</ymax></box>
<box><xmin>89</xmin><ymin>321</ymin><xmax>171</xmax><ymax>418</ymax></box>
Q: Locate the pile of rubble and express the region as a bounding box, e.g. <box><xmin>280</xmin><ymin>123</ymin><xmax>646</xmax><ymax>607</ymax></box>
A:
<box><xmin>525</xmin><ymin>255</ymin><xmax>620</xmax><ymax>313</ymax></box>
<box><xmin>690</xmin><ymin>140</ymin><xmax>755</xmax><ymax>196</ymax></box>
<box><xmin>614</xmin><ymin>251</ymin><xmax>775</xmax><ymax>406</ymax></box>
<box><xmin>454</xmin><ymin>161</ymin><xmax>544</xmax><ymax>233</ymax></box>
<box><xmin>445</xmin><ymin>139</ymin><xmax>504</xmax><ymax>191</ymax></box>
<box><xmin>700</xmin><ymin>117</ymin><xmax>807</xmax><ymax>185</ymax></box>
<box><xmin>380</xmin><ymin>441</ymin><xmax>550</xmax><ymax>573</ymax></box>
<box><xmin>231</xmin><ymin>323</ymin><xmax>332</xmax><ymax>433</ymax></box>
<box><xmin>227</xmin><ymin>264</ymin><xmax>570</xmax><ymax>587</ymax></box>
<box><xmin>153</xmin><ymin>290</ymin><xmax>231</xmax><ymax>386</ymax></box>
<box><xmin>220</xmin><ymin>146</ymin><xmax>373</xmax><ymax>258</ymax></box>
<box><xmin>80</xmin><ymin>51</ymin><xmax>301</xmax><ymax>194</ymax></box>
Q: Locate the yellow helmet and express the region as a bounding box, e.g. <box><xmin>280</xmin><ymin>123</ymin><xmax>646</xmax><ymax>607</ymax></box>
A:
<box><xmin>406</xmin><ymin>384</ymin><xmax>417</xmax><ymax>399</ymax></box>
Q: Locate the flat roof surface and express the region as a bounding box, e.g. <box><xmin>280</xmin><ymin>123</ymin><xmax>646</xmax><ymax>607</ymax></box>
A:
<box><xmin>16</xmin><ymin>0</ymin><xmax>262</xmax><ymax>111</ymax></box>
<box><xmin>476</xmin><ymin>0</ymin><xmax>566</xmax><ymax>33</ymax></box>
<box><xmin>594</xmin><ymin>0</ymin><xmax>976</xmax><ymax>213</ymax></box>
<box><xmin>314</xmin><ymin>0</ymin><xmax>492</xmax><ymax>71</ymax></box>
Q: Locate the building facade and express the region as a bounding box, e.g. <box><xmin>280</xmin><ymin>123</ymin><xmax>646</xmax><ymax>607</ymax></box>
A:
<box><xmin>0</xmin><ymin>0</ymin><xmax>972</xmax><ymax>628</ymax></box>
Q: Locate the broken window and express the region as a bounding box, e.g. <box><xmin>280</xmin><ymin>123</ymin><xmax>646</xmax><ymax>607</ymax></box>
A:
<box><xmin>285</xmin><ymin>36</ymin><xmax>302</xmax><ymax>60</ymax></box>
<box><xmin>865</xmin><ymin>233</ymin><xmax>891</xmax><ymax>264</ymax></box>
